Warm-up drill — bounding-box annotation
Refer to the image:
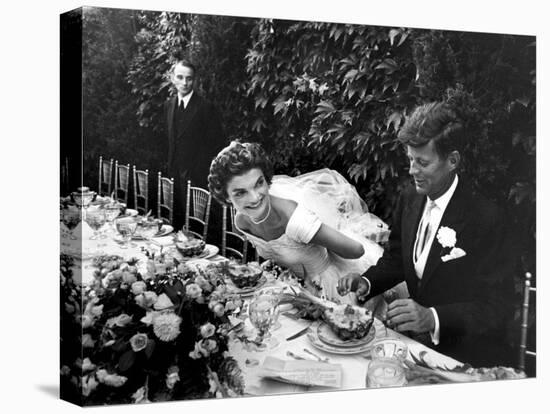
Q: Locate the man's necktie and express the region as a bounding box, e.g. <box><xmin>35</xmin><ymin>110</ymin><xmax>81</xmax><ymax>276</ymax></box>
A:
<box><xmin>178</xmin><ymin>100</ymin><xmax>185</xmax><ymax>111</ymax></box>
<box><xmin>415</xmin><ymin>199</ymin><xmax>437</xmax><ymax>261</ymax></box>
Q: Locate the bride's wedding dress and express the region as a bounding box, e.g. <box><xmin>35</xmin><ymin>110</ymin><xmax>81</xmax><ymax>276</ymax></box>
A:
<box><xmin>236</xmin><ymin>169</ymin><xmax>396</xmax><ymax>306</ymax></box>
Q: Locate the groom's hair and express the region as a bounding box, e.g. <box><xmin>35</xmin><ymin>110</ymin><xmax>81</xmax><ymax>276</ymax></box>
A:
<box><xmin>208</xmin><ymin>140</ymin><xmax>274</xmax><ymax>204</ymax></box>
<box><xmin>397</xmin><ymin>102</ymin><xmax>465</xmax><ymax>159</ymax></box>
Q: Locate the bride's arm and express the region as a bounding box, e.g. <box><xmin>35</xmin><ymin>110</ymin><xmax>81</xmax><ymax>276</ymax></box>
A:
<box><xmin>310</xmin><ymin>224</ymin><xmax>365</xmax><ymax>259</ymax></box>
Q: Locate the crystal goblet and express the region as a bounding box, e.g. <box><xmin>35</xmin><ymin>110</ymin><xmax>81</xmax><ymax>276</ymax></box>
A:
<box><xmin>248</xmin><ymin>290</ymin><xmax>280</xmax><ymax>350</ymax></box>
<box><xmin>61</xmin><ymin>208</ymin><xmax>82</xmax><ymax>240</ymax></box>
<box><xmin>115</xmin><ymin>216</ymin><xmax>138</xmax><ymax>249</ymax></box>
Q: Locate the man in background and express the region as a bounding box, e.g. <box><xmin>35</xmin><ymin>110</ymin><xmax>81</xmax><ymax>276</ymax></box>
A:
<box><xmin>164</xmin><ymin>59</ymin><xmax>226</xmax><ymax>240</ymax></box>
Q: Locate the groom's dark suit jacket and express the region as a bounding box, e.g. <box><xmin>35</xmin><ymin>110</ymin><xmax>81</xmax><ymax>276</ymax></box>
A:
<box><xmin>164</xmin><ymin>92</ymin><xmax>226</xmax><ymax>234</ymax></box>
<box><xmin>364</xmin><ymin>178</ymin><xmax>515</xmax><ymax>367</ymax></box>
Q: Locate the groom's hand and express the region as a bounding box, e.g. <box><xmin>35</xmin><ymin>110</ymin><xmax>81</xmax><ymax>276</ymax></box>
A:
<box><xmin>386</xmin><ymin>299</ymin><xmax>434</xmax><ymax>334</ymax></box>
<box><xmin>337</xmin><ymin>273</ymin><xmax>368</xmax><ymax>297</ymax></box>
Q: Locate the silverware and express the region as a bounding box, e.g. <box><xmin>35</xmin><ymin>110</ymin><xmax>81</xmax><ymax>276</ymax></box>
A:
<box><xmin>285</xmin><ymin>326</ymin><xmax>310</xmax><ymax>341</ymax></box>
<box><xmin>303</xmin><ymin>348</ymin><xmax>330</xmax><ymax>363</ymax></box>
<box><xmin>286</xmin><ymin>351</ymin><xmax>307</xmax><ymax>360</ymax></box>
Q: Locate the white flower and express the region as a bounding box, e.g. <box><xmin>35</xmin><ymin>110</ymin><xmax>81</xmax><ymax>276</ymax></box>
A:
<box><xmin>132</xmin><ymin>386</ymin><xmax>151</xmax><ymax>404</ymax></box>
<box><xmin>81</xmin><ymin>358</ymin><xmax>96</xmax><ymax>372</ymax></box>
<box><xmin>101</xmin><ymin>373</ymin><xmax>128</xmax><ymax>387</ymax></box>
<box><xmin>130</xmin><ymin>333</ymin><xmax>149</xmax><ymax>352</ymax></box>
<box><xmin>82</xmin><ymin>374</ymin><xmax>99</xmax><ymax>397</ymax></box>
<box><xmin>200</xmin><ymin>322</ymin><xmax>216</xmax><ymax>338</ymax></box>
<box><xmin>131</xmin><ymin>281</ymin><xmax>147</xmax><ymax>295</ymax></box>
<box><xmin>106</xmin><ymin>313</ymin><xmax>132</xmax><ymax>327</ymax></box>
<box><xmin>186</xmin><ymin>283</ymin><xmax>203</xmax><ymax>299</ymax></box>
<box><xmin>140</xmin><ymin>310</ymin><xmax>159</xmax><ymax>326</ymax></box>
<box><xmin>153</xmin><ymin>313</ymin><xmax>182</xmax><ymax>341</ymax></box>
<box><xmin>135</xmin><ymin>291</ymin><xmax>158</xmax><ymax>309</ymax></box>
<box><xmin>436</xmin><ymin>226</ymin><xmax>457</xmax><ymax>248</ymax></box>
<box><xmin>153</xmin><ymin>293</ymin><xmax>174</xmax><ymax>310</ymax></box>
<box><xmin>166</xmin><ymin>367</ymin><xmax>180</xmax><ymax>390</ymax></box>
<box><xmin>82</xmin><ymin>334</ymin><xmax>95</xmax><ymax>348</ymax></box>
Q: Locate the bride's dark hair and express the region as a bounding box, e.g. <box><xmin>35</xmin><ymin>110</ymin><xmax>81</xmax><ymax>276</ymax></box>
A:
<box><xmin>208</xmin><ymin>140</ymin><xmax>274</xmax><ymax>204</ymax></box>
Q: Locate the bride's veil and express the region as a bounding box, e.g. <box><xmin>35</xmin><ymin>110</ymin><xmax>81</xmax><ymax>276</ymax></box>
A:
<box><xmin>269</xmin><ymin>168</ymin><xmax>389</xmax><ymax>243</ymax></box>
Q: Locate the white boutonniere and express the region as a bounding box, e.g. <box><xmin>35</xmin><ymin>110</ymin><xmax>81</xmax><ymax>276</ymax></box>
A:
<box><xmin>436</xmin><ymin>226</ymin><xmax>467</xmax><ymax>262</ymax></box>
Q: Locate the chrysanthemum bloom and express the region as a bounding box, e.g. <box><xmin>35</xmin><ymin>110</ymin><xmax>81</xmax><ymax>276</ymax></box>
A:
<box><xmin>186</xmin><ymin>283</ymin><xmax>203</xmax><ymax>299</ymax></box>
<box><xmin>131</xmin><ymin>281</ymin><xmax>147</xmax><ymax>295</ymax></box>
<box><xmin>130</xmin><ymin>333</ymin><xmax>149</xmax><ymax>352</ymax></box>
<box><xmin>436</xmin><ymin>226</ymin><xmax>457</xmax><ymax>248</ymax></box>
<box><xmin>153</xmin><ymin>313</ymin><xmax>182</xmax><ymax>342</ymax></box>
<box><xmin>200</xmin><ymin>322</ymin><xmax>216</xmax><ymax>338</ymax></box>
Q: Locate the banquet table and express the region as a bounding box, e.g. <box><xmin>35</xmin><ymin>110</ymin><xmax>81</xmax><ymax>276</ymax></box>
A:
<box><xmin>62</xmin><ymin>220</ymin><xmax>464</xmax><ymax>395</ymax></box>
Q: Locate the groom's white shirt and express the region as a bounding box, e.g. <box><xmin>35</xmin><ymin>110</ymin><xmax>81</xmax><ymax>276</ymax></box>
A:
<box><xmin>416</xmin><ymin>174</ymin><xmax>459</xmax><ymax>344</ymax></box>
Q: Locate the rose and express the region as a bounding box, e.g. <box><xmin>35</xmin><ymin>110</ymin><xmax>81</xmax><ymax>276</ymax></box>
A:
<box><xmin>186</xmin><ymin>283</ymin><xmax>203</xmax><ymax>299</ymax></box>
<box><xmin>130</xmin><ymin>333</ymin><xmax>149</xmax><ymax>352</ymax></box>
<box><xmin>131</xmin><ymin>281</ymin><xmax>147</xmax><ymax>295</ymax></box>
<box><xmin>135</xmin><ymin>291</ymin><xmax>158</xmax><ymax>309</ymax></box>
<box><xmin>122</xmin><ymin>271</ymin><xmax>137</xmax><ymax>284</ymax></box>
<box><xmin>212</xmin><ymin>302</ymin><xmax>225</xmax><ymax>317</ymax></box>
<box><xmin>166</xmin><ymin>370</ymin><xmax>180</xmax><ymax>390</ymax></box>
<box><xmin>436</xmin><ymin>226</ymin><xmax>457</xmax><ymax>249</ymax></box>
<box><xmin>200</xmin><ymin>322</ymin><xmax>216</xmax><ymax>338</ymax></box>
<box><xmin>194</xmin><ymin>275</ymin><xmax>213</xmax><ymax>292</ymax></box>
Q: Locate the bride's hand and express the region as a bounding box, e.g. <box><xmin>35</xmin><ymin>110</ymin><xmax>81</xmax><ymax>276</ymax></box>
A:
<box><xmin>337</xmin><ymin>273</ymin><xmax>367</xmax><ymax>296</ymax></box>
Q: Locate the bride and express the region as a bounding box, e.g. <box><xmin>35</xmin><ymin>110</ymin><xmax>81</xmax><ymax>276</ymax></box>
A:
<box><xmin>208</xmin><ymin>141</ymin><xmax>393</xmax><ymax>306</ymax></box>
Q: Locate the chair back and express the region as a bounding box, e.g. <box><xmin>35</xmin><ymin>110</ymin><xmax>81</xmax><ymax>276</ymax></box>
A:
<box><xmin>133</xmin><ymin>166</ymin><xmax>149</xmax><ymax>216</ymax></box>
<box><xmin>114</xmin><ymin>161</ymin><xmax>130</xmax><ymax>205</ymax></box>
<box><xmin>98</xmin><ymin>156</ymin><xmax>114</xmax><ymax>197</ymax></box>
<box><xmin>185</xmin><ymin>180</ymin><xmax>212</xmax><ymax>241</ymax></box>
<box><xmin>221</xmin><ymin>204</ymin><xmax>249</xmax><ymax>263</ymax></box>
<box><xmin>519</xmin><ymin>271</ymin><xmax>536</xmax><ymax>372</ymax></box>
<box><xmin>157</xmin><ymin>172</ymin><xmax>174</xmax><ymax>225</ymax></box>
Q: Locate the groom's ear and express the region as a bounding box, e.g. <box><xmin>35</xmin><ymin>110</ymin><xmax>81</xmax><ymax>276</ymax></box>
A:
<box><xmin>447</xmin><ymin>151</ymin><xmax>460</xmax><ymax>172</ymax></box>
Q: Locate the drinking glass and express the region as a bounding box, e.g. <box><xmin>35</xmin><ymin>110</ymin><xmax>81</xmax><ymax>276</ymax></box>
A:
<box><xmin>86</xmin><ymin>209</ymin><xmax>107</xmax><ymax>241</ymax></box>
<box><xmin>366</xmin><ymin>358</ymin><xmax>407</xmax><ymax>388</ymax></box>
<box><xmin>115</xmin><ymin>216</ymin><xmax>138</xmax><ymax>249</ymax></box>
<box><xmin>103</xmin><ymin>204</ymin><xmax>122</xmax><ymax>235</ymax></box>
<box><xmin>61</xmin><ymin>208</ymin><xmax>81</xmax><ymax>240</ymax></box>
<box><xmin>248</xmin><ymin>290</ymin><xmax>280</xmax><ymax>350</ymax></box>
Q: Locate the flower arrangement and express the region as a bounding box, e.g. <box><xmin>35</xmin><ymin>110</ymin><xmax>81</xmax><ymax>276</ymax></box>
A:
<box><xmin>60</xmin><ymin>250</ymin><xmax>245</xmax><ymax>406</ymax></box>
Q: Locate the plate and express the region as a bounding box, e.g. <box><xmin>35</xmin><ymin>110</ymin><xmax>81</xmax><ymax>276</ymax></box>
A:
<box><xmin>123</xmin><ymin>208</ymin><xmax>138</xmax><ymax>217</ymax></box>
<box><xmin>176</xmin><ymin>244</ymin><xmax>219</xmax><ymax>261</ymax></box>
<box><xmin>226</xmin><ymin>275</ymin><xmax>267</xmax><ymax>297</ymax></box>
<box><xmin>317</xmin><ymin>320</ymin><xmax>375</xmax><ymax>348</ymax></box>
<box><xmin>132</xmin><ymin>225</ymin><xmax>174</xmax><ymax>240</ymax></box>
<box><xmin>307</xmin><ymin>321</ymin><xmax>376</xmax><ymax>355</ymax></box>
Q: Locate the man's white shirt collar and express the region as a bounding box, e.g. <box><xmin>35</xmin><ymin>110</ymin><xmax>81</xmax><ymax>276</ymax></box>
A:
<box><xmin>429</xmin><ymin>174</ymin><xmax>458</xmax><ymax>212</ymax></box>
<box><xmin>178</xmin><ymin>90</ymin><xmax>194</xmax><ymax>108</ymax></box>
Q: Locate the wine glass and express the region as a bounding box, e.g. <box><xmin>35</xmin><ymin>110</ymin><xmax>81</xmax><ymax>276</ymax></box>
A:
<box><xmin>61</xmin><ymin>208</ymin><xmax>81</xmax><ymax>240</ymax></box>
<box><xmin>115</xmin><ymin>216</ymin><xmax>138</xmax><ymax>249</ymax></box>
<box><xmin>248</xmin><ymin>290</ymin><xmax>280</xmax><ymax>350</ymax></box>
<box><xmin>85</xmin><ymin>208</ymin><xmax>107</xmax><ymax>241</ymax></box>
<box><xmin>136</xmin><ymin>218</ymin><xmax>162</xmax><ymax>249</ymax></box>
<box><xmin>103</xmin><ymin>204</ymin><xmax>122</xmax><ymax>235</ymax></box>
<box><xmin>256</xmin><ymin>287</ymin><xmax>283</xmax><ymax>330</ymax></box>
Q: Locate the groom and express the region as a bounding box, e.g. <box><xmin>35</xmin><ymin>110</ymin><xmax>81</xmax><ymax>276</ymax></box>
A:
<box><xmin>338</xmin><ymin>102</ymin><xmax>515</xmax><ymax>367</ymax></box>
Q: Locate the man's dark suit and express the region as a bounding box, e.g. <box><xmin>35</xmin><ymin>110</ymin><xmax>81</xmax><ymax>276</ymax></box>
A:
<box><xmin>164</xmin><ymin>92</ymin><xmax>226</xmax><ymax>236</ymax></box>
<box><xmin>364</xmin><ymin>178</ymin><xmax>515</xmax><ymax>367</ymax></box>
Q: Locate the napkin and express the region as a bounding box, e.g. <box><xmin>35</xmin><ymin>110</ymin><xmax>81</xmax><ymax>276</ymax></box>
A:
<box><xmin>258</xmin><ymin>356</ymin><xmax>342</xmax><ymax>388</ymax></box>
